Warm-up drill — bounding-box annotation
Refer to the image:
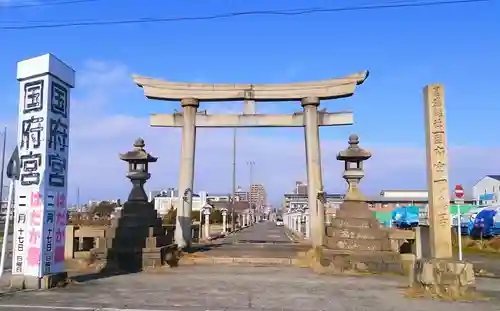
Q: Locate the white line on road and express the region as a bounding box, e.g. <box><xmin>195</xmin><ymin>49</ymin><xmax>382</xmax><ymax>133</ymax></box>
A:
<box><xmin>0</xmin><ymin>305</ymin><xmax>93</xmax><ymax>310</ymax></box>
<box><xmin>0</xmin><ymin>305</ymin><xmax>182</xmax><ymax>311</ymax></box>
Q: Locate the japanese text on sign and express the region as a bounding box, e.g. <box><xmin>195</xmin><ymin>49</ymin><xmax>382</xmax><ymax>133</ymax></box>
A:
<box><xmin>23</xmin><ymin>80</ymin><xmax>44</xmax><ymax>114</ymax></box>
<box><xmin>47</xmin><ymin>82</ymin><xmax>69</xmax><ymax>189</ymax></box>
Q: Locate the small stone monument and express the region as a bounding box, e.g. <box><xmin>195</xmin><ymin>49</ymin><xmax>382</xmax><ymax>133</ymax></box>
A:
<box><xmin>320</xmin><ymin>134</ymin><xmax>401</xmax><ymax>273</ymax></box>
<box><xmin>91</xmin><ymin>138</ymin><xmax>176</xmax><ymax>271</ymax></box>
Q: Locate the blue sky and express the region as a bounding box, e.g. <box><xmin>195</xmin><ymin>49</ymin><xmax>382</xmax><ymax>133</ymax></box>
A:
<box><xmin>0</xmin><ymin>0</ymin><xmax>499</xmax><ymax>205</ymax></box>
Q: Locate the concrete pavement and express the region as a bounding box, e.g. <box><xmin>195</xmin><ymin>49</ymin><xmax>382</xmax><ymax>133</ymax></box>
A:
<box><xmin>1</xmin><ymin>265</ymin><xmax>500</xmax><ymax>310</ymax></box>
<box><xmin>1</xmin><ymin>222</ymin><xmax>500</xmax><ymax>310</ymax></box>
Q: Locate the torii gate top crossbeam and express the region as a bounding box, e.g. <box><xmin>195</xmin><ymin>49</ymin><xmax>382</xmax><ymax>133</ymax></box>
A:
<box><xmin>133</xmin><ymin>70</ymin><xmax>369</xmax><ymax>102</ymax></box>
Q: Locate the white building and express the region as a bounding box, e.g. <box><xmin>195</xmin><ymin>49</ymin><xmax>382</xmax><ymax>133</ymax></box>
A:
<box><xmin>473</xmin><ymin>175</ymin><xmax>500</xmax><ymax>205</ymax></box>
<box><xmin>152</xmin><ymin>190</ymin><xmax>231</xmax><ymax>216</ymax></box>
<box><xmin>282</xmin><ymin>193</ymin><xmax>343</xmax><ymax>215</ymax></box>
<box><xmin>154</xmin><ymin>194</ymin><xmax>203</xmax><ymax>216</ymax></box>
<box><xmin>379</xmin><ymin>190</ymin><xmax>428</xmax><ymax>199</ymax></box>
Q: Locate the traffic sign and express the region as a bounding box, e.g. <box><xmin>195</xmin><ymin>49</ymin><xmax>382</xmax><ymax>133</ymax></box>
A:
<box><xmin>454</xmin><ymin>184</ymin><xmax>465</xmax><ymax>199</ymax></box>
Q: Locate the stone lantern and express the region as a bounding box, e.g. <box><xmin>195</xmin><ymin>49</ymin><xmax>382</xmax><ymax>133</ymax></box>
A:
<box><xmin>336</xmin><ymin>134</ymin><xmax>371</xmax><ymax>201</ymax></box>
<box><xmin>319</xmin><ymin>134</ymin><xmax>400</xmax><ymax>275</ymax></box>
<box><xmin>202</xmin><ymin>204</ymin><xmax>212</xmax><ymax>240</ymax></box>
<box><xmin>90</xmin><ymin>138</ymin><xmax>173</xmax><ymax>272</ymax></box>
<box><xmin>119</xmin><ymin>138</ymin><xmax>158</xmax><ymax>202</ymax></box>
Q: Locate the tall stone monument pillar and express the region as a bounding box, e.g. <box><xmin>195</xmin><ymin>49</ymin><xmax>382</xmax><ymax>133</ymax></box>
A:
<box><xmin>423</xmin><ymin>84</ymin><xmax>452</xmax><ymax>259</ymax></box>
<box><xmin>11</xmin><ymin>54</ymin><xmax>75</xmax><ymax>289</ymax></box>
<box><xmin>412</xmin><ymin>84</ymin><xmax>475</xmax><ymax>298</ymax></box>
<box><xmin>301</xmin><ymin>96</ymin><xmax>325</xmax><ymax>247</ymax></box>
<box><xmin>175</xmin><ymin>98</ymin><xmax>199</xmax><ymax>248</ymax></box>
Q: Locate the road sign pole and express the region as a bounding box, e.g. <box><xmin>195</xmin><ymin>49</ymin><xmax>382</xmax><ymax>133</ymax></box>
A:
<box><xmin>454</xmin><ymin>184</ymin><xmax>465</xmax><ymax>261</ymax></box>
<box><xmin>457</xmin><ymin>202</ymin><xmax>463</xmax><ymax>261</ymax></box>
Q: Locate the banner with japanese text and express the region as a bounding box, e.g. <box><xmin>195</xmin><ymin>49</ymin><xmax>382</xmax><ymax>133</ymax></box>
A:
<box><xmin>12</xmin><ymin>72</ymin><xmax>70</xmax><ymax>277</ymax></box>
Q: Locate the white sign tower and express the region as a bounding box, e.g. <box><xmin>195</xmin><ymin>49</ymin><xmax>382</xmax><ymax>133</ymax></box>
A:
<box><xmin>11</xmin><ymin>54</ymin><xmax>75</xmax><ymax>289</ymax></box>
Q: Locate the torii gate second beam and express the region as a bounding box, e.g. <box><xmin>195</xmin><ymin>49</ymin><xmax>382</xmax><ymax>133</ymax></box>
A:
<box><xmin>150</xmin><ymin>111</ymin><xmax>353</xmax><ymax>128</ymax></box>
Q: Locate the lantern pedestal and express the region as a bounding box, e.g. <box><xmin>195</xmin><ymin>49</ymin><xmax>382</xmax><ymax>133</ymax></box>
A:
<box><xmin>91</xmin><ymin>200</ymin><xmax>176</xmax><ymax>272</ymax></box>
<box><xmin>320</xmin><ymin>200</ymin><xmax>402</xmax><ymax>274</ymax></box>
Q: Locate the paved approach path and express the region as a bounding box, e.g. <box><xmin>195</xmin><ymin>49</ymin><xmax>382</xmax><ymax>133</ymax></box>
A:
<box><xmin>222</xmin><ymin>221</ymin><xmax>294</xmax><ymax>244</ymax></box>
<box><xmin>191</xmin><ymin>221</ymin><xmax>309</xmax><ymax>259</ymax></box>
<box><xmin>1</xmin><ymin>265</ymin><xmax>500</xmax><ymax>311</ymax></box>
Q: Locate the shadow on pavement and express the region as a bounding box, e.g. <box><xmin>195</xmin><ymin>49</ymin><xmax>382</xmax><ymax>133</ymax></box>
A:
<box><xmin>182</xmin><ymin>243</ymin><xmax>224</xmax><ymax>254</ymax></box>
<box><xmin>70</xmin><ymin>269</ymin><xmax>135</xmax><ymax>283</ymax></box>
<box><xmin>234</xmin><ymin>239</ymin><xmax>296</xmax><ymax>244</ymax></box>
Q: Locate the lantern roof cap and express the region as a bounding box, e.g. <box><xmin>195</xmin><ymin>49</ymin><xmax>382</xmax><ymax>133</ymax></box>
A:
<box><xmin>119</xmin><ymin>138</ymin><xmax>158</xmax><ymax>163</ymax></box>
<box><xmin>336</xmin><ymin>134</ymin><xmax>371</xmax><ymax>161</ymax></box>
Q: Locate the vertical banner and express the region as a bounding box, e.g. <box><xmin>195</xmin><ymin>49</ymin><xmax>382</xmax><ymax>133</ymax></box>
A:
<box><xmin>12</xmin><ymin>54</ymin><xmax>75</xmax><ymax>277</ymax></box>
<box><xmin>44</xmin><ymin>77</ymin><xmax>71</xmax><ymax>274</ymax></box>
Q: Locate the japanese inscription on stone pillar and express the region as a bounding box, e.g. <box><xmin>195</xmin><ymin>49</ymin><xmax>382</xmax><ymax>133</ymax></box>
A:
<box><xmin>424</xmin><ymin>84</ymin><xmax>452</xmax><ymax>259</ymax></box>
<box><xmin>12</xmin><ymin>54</ymin><xmax>75</xmax><ymax>277</ymax></box>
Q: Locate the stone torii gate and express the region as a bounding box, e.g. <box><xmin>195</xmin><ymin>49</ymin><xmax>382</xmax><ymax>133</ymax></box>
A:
<box><xmin>133</xmin><ymin>71</ymin><xmax>369</xmax><ymax>248</ymax></box>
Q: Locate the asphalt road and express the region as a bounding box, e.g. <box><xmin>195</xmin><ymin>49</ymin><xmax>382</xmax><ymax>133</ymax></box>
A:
<box><xmin>1</xmin><ymin>265</ymin><xmax>500</xmax><ymax>311</ymax></box>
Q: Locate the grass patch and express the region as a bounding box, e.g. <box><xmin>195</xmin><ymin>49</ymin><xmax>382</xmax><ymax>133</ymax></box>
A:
<box><xmin>403</xmin><ymin>287</ymin><xmax>488</xmax><ymax>301</ymax></box>
<box><xmin>454</xmin><ymin>236</ymin><xmax>500</xmax><ymax>257</ymax></box>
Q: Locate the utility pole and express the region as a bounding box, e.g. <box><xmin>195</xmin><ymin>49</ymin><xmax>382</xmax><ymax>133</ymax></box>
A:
<box><xmin>231</xmin><ymin>128</ymin><xmax>237</xmax><ymax>231</ymax></box>
<box><xmin>247</xmin><ymin>161</ymin><xmax>255</xmax><ymax>221</ymax></box>
<box><xmin>76</xmin><ymin>186</ymin><xmax>80</xmax><ymax>212</ymax></box>
<box><xmin>0</xmin><ymin>126</ymin><xmax>7</xmax><ymax>211</ymax></box>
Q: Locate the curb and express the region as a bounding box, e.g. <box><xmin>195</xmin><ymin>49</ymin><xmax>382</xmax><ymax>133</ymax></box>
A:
<box><xmin>182</xmin><ymin>256</ymin><xmax>300</xmax><ymax>266</ymax></box>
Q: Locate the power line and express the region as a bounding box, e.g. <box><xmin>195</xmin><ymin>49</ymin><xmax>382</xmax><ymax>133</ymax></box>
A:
<box><xmin>0</xmin><ymin>0</ymin><xmax>99</xmax><ymax>9</ymax></box>
<box><xmin>0</xmin><ymin>0</ymin><xmax>491</xmax><ymax>30</ymax></box>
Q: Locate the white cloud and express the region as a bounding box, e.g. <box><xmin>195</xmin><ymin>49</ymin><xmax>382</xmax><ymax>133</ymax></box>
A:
<box><xmin>3</xmin><ymin>60</ymin><xmax>499</xmax><ymax>205</ymax></box>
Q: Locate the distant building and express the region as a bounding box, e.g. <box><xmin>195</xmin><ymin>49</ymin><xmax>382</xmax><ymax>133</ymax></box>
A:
<box><xmin>283</xmin><ymin>192</ymin><xmax>343</xmax><ymax>215</ymax></box>
<box><xmin>294</xmin><ymin>181</ymin><xmax>307</xmax><ymax>195</ymax></box>
<box><xmin>0</xmin><ymin>185</ymin><xmax>14</xmax><ymax>219</ymax></box>
<box><xmin>250</xmin><ymin>184</ymin><xmax>267</xmax><ymax>210</ymax></box>
<box><xmin>149</xmin><ymin>188</ymin><xmax>177</xmax><ymax>201</ymax></box>
<box><xmin>207</xmin><ymin>193</ymin><xmax>232</xmax><ymax>202</ymax></box>
<box><xmin>379</xmin><ymin>190</ymin><xmax>428</xmax><ymax>199</ymax></box>
<box><xmin>473</xmin><ymin>175</ymin><xmax>500</xmax><ymax>205</ymax></box>
<box><xmin>282</xmin><ymin>187</ymin><xmax>475</xmax><ymax>216</ymax></box>
<box><xmin>234</xmin><ymin>186</ymin><xmax>249</xmax><ymax>202</ymax></box>
<box><xmin>154</xmin><ymin>194</ymin><xmax>203</xmax><ymax>216</ymax></box>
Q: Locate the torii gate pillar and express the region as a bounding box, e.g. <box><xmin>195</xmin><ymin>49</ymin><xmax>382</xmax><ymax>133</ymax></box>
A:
<box><xmin>302</xmin><ymin>97</ymin><xmax>325</xmax><ymax>247</ymax></box>
<box><xmin>176</xmin><ymin>98</ymin><xmax>199</xmax><ymax>248</ymax></box>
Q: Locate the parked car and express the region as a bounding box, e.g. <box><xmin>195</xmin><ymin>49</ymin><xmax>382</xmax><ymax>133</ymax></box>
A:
<box><xmin>470</xmin><ymin>206</ymin><xmax>500</xmax><ymax>238</ymax></box>
<box><xmin>391</xmin><ymin>206</ymin><xmax>419</xmax><ymax>229</ymax></box>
